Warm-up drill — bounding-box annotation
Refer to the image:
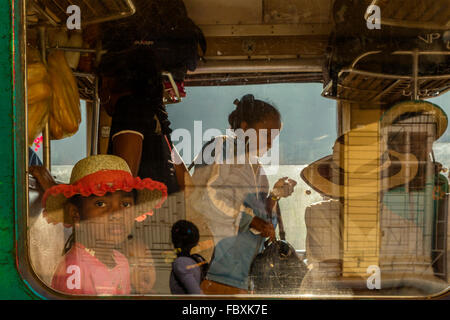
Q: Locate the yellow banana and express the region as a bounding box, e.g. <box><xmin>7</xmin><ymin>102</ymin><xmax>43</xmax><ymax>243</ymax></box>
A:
<box><xmin>27</xmin><ymin>81</ymin><xmax>52</xmax><ymax>105</ymax></box>
<box><xmin>28</xmin><ymin>99</ymin><xmax>50</xmax><ymax>144</ymax></box>
<box><xmin>27</xmin><ymin>62</ymin><xmax>49</xmax><ymax>86</ymax></box>
<box><xmin>47</xmin><ymin>50</ymin><xmax>81</xmax><ymax>137</ymax></box>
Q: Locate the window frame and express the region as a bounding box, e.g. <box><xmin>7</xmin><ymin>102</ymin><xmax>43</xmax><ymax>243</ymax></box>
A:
<box><xmin>13</xmin><ymin>0</ymin><xmax>450</xmax><ymax>300</ymax></box>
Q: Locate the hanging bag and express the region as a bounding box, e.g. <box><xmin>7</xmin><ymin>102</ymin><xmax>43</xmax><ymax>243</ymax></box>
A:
<box><xmin>248</xmin><ymin>202</ymin><xmax>307</xmax><ymax>294</ymax></box>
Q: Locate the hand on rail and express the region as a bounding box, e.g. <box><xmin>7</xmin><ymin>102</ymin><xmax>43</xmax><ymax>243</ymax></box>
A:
<box><xmin>29</xmin><ymin>165</ymin><xmax>58</xmax><ymax>191</ymax></box>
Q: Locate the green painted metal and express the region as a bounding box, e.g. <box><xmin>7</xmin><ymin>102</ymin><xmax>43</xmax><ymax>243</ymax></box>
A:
<box><xmin>0</xmin><ymin>0</ymin><xmax>37</xmax><ymax>299</ymax></box>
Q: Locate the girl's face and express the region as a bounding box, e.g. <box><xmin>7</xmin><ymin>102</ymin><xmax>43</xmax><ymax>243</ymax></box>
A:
<box><xmin>71</xmin><ymin>191</ymin><xmax>136</xmax><ymax>248</ymax></box>
<box><xmin>242</xmin><ymin>114</ymin><xmax>282</xmax><ymax>157</ymax></box>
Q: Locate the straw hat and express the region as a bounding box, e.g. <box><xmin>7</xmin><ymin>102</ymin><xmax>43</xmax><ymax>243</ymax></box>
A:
<box><xmin>300</xmin><ymin>100</ymin><xmax>448</xmax><ymax>199</ymax></box>
<box><xmin>42</xmin><ymin>154</ymin><xmax>168</xmax><ymax>224</ymax></box>
<box><xmin>380</xmin><ymin>100</ymin><xmax>447</xmax><ymax>140</ymax></box>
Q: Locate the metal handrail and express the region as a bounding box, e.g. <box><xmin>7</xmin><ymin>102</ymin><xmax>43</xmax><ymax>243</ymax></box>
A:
<box><xmin>47</xmin><ymin>46</ymin><xmax>107</xmax><ymax>54</ymax></box>
<box><xmin>323</xmin><ymin>50</ymin><xmax>450</xmax><ymax>103</ymax></box>
<box><xmin>350</xmin><ymin>50</ymin><xmax>450</xmax><ymax>78</ymax></box>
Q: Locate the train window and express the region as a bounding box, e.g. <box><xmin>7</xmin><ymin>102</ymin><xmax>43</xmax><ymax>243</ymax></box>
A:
<box><xmin>22</xmin><ymin>0</ymin><xmax>450</xmax><ymax>299</ymax></box>
<box><xmin>431</xmin><ymin>94</ymin><xmax>450</xmax><ymax>170</ymax></box>
<box><xmin>29</xmin><ymin>102</ymin><xmax>87</xmax><ymax>287</ymax></box>
<box><xmin>33</xmin><ymin>101</ymin><xmax>88</xmax><ymax>183</ymax></box>
<box><xmin>169</xmin><ymin>83</ymin><xmax>337</xmax><ymax>252</ymax></box>
<box><xmin>49</xmin><ymin>101</ymin><xmax>87</xmax><ymax>182</ymax></box>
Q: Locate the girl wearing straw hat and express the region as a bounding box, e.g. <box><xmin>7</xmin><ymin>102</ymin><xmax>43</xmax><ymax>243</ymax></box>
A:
<box><xmin>43</xmin><ymin>154</ymin><xmax>167</xmax><ymax>295</ymax></box>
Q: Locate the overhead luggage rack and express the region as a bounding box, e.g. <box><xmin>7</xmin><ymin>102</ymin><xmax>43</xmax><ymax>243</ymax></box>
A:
<box><xmin>366</xmin><ymin>0</ymin><xmax>450</xmax><ymax>30</ymax></box>
<box><xmin>25</xmin><ymin>0</ymin><xmax>137</xmax><ymax>161</ymax></box>
<box><xmin>27</xmin><ymin>0</ymin><xmax>136</xmax><ymax>26</ymax></box>
<box><xmin>74</xmin><ymin>72</ymin><xmax>96</xmax><ymax>102</ymax></box>
<box><xmin>49</xmin><ymin>46</ymin><xmax>106</xmax><ymax>102</ymax></box>
<box><xmin>322</xmin><ymin>50</ymin><xmax>450</xmax><ymax>105</ymax></box>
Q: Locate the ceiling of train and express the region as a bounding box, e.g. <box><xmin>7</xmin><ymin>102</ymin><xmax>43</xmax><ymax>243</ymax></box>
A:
<box><xmin>27</xmin><ymin>0</ymin><xmax>450</xmax><ymax>87</ymax></box>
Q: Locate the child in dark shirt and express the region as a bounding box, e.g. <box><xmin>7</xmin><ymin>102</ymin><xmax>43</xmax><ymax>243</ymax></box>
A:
<box><xmin>170</xmin><ymin>220</ymin><xmax>208</xmax><ymax>294</ymax></box>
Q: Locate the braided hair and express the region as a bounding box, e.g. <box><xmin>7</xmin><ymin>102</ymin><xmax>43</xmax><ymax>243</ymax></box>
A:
<box><xmin>171</xmin><ymin>220</ymin><xmax>199</xmax><ymax>257</ymax></box>
<box><xmin>228</xmin><ymin>94</ymin><xmax>280</xmax><ymax>130</ymax></box>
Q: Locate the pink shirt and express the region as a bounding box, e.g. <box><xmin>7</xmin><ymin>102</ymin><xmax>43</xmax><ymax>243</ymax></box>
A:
<box><xmin>51</xmin><ymin>243</ymin><xmax>131</xmax><ymax>295</ymax></box>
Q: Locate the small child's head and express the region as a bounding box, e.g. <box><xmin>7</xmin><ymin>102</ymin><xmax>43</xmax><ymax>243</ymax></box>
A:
<box><xmin>43</xmin><ymin>155</ymin><xmax>168</xmax><ymax>248</ymax></box>
<box><xmin>171</xmin><ymin>220</ymin><xmax>199</xmax><ymax>256</ymax></box>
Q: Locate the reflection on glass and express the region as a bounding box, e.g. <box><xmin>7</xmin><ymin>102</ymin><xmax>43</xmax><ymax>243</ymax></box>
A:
<box><xmin>36</xmin><ymin>155</ymin><xmax>166</xmax><ymax>295</ymax></box>
<box><xmin>28</xmin><ymin>86</ymin><xmax>450</xmax><ymax>296</ymax></box>
<box><xmin>24</xmin><ymin>0</ymin><xmax>450</xmax><ymax>297</ymax></box>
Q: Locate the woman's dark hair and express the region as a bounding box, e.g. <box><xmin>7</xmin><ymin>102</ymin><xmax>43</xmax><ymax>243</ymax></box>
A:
<box><xmin>228</xmin><ymin>94</ymin><xmax>280</xmax><ymax>130</ymax></box>
<box><xmin>171</xmin><ymin>220</ymin><xmax>199</xmax><ymax>256</ymax></box>
<box><xmin>99</xmin><ymin>47</ymin><xmax>163</xmax><ymax>98</ymax></box>
<box><xmin>99</xmin><ymin>47</ymin><xmax>174</xmax><ymax>139</ymax></box>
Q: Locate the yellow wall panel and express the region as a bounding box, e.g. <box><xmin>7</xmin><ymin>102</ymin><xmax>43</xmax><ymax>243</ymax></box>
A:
<box><xmin>346</xmin><ymin>200</ymin><xmax>378</xmax><ymax>207</ymax></box>
<box><xmin>346</xmin><ymin>208</ymin><xmax>377</xmax><ymax>213</ymax></box>
<box><xmin>343</xmin><ymin>118</ymin><xmax>380</xmax><ymax>278</ymax></box>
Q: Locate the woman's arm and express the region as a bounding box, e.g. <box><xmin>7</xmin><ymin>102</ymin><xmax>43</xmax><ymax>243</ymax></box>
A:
<box><xmin>112</xmin><ymin>132</ymin><xmax>143</xmax><ymax>177</ymax></box>
<box><xmin>29</xmin><ymin>165</ymin><xmax>57</xmax><ymax>191</ymax></box>
<box><xmin>169</xmin><ymin>142</ymin><xmax>192</xmax><ymax>192</ymax></box>
<box><xmin>127</xmin><ymin>238</ymin><xmax>156</xmax><ymax>294</ymax></box>
<box><xmin>266</xmin><ymin>177</ymin><xmax>297</xmax><ymax>212</ymax></box>
<box><xmin>249</xmin><ymin>216</ymin><xmax>275</xmax><ymax>240</ymax></box>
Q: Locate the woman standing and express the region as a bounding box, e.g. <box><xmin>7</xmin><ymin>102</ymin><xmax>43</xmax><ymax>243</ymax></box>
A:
<box><xmin>188</xmin><ymin>94</ymin><xmax>297</xmax><ymax>294</ymax></box>
<box><xmin>100</xmin><ymin>47</ymin><xmax>183</xmax><ymax>195</ymax></box>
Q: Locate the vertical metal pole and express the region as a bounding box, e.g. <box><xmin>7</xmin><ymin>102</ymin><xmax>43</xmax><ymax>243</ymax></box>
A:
<box><xmin>38</xmin><ymin>26</ymin><xmax>51</xmax><ymax>171</ymax></box>
<box><xmin>90</xmin><ymin>40</ymin><xmax>103</xmax><ymax>156</ymax></box>
<box><xmin>445</xmin><ymin>194</ymin><xmax>449</xmax><ymax>280</ymax></box>
<box><xmin>405</xmin><ymin>129</ymin><xmax>410</xmax><ymax>194</ymax></box>
<box><xmin>91</xmin><ymin>76</ymin><xmax>100</xmax><ymax>155</ymax></box>
<box><xmin>424</xmin><ymin>125</ymin><xmax>434</xmax><ymax>258</ymax></box>
<box><xmin>413</xmin><ymin>49</ymin><xmax>419</xmax><ymax>100</ymax></box>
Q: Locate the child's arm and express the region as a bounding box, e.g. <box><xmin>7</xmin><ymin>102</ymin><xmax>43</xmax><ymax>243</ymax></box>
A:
<box><xmin>127</xmin><ymin>238</ymin><xmax>156</xmax><ymax>294</ymax></box>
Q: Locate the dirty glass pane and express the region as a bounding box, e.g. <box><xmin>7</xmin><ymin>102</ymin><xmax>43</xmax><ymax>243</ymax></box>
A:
<box><xmin>24</xmin><ymin>0</ymin><xmax>450</xmax><ymax>298</ymax></box>
<box><xmin>32</xmin><ymin>101</ymin><xmax>87</xmax><ymax>183</ymax></box>
<box><xmin>168</xmin><ymin>83</ymin><xmax>337</xmax><ymax>253</ymax></box>
<box><xmin>29</xmin><ymin>102</ymin><xmax>87</xmax><ymax>286</ymax></box>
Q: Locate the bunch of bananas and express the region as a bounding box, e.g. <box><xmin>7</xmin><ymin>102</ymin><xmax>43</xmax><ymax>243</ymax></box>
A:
<box><xmin>27</xmin><ymin>49</ymin><xmax>81</xmax><ymax>142</ymax></box>
<box><xmin>27</xmin><ymin>61</ymin><xmax>51</xmax><ymax>144</ymax></box>
<box><xmin>47</xmin><ymin>50</ymin><xmax>81</xmax><ymax>140</ymax></box>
